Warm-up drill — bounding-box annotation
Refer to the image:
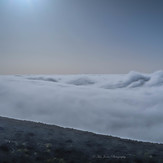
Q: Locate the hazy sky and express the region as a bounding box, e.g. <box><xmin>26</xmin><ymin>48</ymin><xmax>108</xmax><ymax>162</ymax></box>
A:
<box><xmin>0</xmin><ymin>0</ymin><xmax>163</xmax><ymax>74</ymax></box>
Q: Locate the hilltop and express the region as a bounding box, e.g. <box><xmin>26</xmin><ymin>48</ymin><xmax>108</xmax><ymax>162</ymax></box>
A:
<box><xmin>0</xmin><ymin>116</ymin><xmax>163</xmax><ymax>163</ymax></box>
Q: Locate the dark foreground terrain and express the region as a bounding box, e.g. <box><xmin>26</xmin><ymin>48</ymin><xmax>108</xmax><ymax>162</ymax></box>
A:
<box><xmin>0</xmin><ymin>116</ymin><xmax>163</xmax><ymax>163</ymax></box>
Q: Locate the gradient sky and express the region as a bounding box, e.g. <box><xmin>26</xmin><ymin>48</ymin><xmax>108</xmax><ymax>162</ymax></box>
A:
<box><xmin>0</xmin><ymin>0</ymin><xmax>163</xmax><ymax>74</ymax></box>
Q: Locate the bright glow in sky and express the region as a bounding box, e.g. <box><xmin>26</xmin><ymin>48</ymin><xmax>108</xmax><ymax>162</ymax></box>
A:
<box><xmin>0</xmin><ymin>0</ymin><xmax>163</xmax><ymax>74</ymax></box>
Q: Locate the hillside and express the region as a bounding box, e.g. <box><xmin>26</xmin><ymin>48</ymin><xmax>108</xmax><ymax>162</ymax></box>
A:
<box><xmin>0</xmin><ymin>116</ymin><xmax>163</xmax><ymax>163</ymax></box>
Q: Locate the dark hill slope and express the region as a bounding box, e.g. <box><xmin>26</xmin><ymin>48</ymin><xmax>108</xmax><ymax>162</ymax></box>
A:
<box><xmin>0</xmin><ymin>116</ymin><xmax>163</xmax><ymax>163</ymax></box>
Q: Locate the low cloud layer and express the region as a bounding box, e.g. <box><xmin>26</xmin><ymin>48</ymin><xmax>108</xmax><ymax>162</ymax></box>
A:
<box><xmin>0</xmin><ymin>71</ymin><xmax>163</xmax><ymax>143</ymax></box>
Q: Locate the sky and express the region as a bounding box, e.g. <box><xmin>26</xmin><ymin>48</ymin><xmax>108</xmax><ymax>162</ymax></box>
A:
<box><xmin>0</xmin><ymin>0</ymin><xmax>163</xmax><ymax>74</ymax></box>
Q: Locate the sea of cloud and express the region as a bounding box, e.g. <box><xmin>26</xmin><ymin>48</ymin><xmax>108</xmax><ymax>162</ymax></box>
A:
<box><xmin>0</xmin><ymin>71</ymin><xmax>163</xmax><ymax>143</ymax></box>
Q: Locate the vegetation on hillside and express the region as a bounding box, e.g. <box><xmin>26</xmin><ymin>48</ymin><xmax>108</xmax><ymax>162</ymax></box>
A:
<box><xmin>0</xmin><ymin>116</ymin><xmax>163</xmax><ymax>163</ymax></box>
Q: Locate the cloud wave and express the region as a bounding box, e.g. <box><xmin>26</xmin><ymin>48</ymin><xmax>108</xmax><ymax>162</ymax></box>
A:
<box><xmin>0</xmin><ymin>71</ymin><xmax>163</xmax><ymax>143</ymax></box>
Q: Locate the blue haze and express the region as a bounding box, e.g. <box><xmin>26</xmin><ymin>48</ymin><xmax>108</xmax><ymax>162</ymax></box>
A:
<box><xmin>0</xmin><ymin>0</ymin><xmax>163</xmax><ymax>74</ymax></box>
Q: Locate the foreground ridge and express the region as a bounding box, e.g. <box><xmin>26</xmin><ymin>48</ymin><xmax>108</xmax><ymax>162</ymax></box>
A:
<box><xmin>0</xmin><ymin>116</ymin><xmax>163</xmax><ymax>163</ymax></box>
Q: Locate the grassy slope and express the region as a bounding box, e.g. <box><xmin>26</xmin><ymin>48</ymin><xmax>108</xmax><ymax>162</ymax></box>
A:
<box><xmin>0</xmin><ymin>116</ymin><xmax>163</xmax><ymax>163</ymax></box>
